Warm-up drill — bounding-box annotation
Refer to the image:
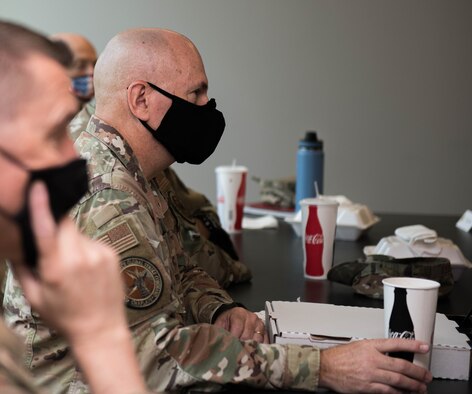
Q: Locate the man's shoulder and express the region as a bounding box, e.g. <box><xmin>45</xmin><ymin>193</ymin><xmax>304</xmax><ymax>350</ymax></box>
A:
<box><xmin>76</xmin><ymin>127</ymin><xmax>154</xmax><ymax>195</ymax></box>
<box><xmin>71</xmin><ymin>163</ymin><xmax>164</xmax><ymax>231</ymax></box>
<box><xmin>72</xmin><ymin>173</ymin><xmax>147</xmax><ymax>225</ymax></box>
<box><xmin>69</xmin><ymin>107</ymin><xmax>92</xmax><ymax>143</ymax></box>
<box><xmin>75</xmin><ymin>131</ymin><xmax>136</xmax><ymax>189</ymax></box>
<box><xmin>75</xmin><ymin>130</ymin><xmax>114</xmax><ymax>166</ymax></box>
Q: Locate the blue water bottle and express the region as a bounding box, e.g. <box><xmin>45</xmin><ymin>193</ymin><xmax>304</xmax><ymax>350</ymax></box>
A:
<box><xmin>295</xmin><ymin>131</ymin><xmax>324</xmax><ymax>211</ymax></box>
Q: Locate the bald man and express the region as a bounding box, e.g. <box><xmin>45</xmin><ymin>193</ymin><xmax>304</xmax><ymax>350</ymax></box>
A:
<box><xmin>61</xmin><ymin>31</ymin><xmax>252</xmax><ymax>288</ymax></box>
<box><xmin>69</xmin><ymin>99</ymin><xmax>252</xmax><ymax>288</ymax></box>
<box><xmin>5</xmin><ymin>28</ymin><xmax>433</xmax><ymax>394</ymax></box>
<box><xmin>51</xmin><ymin>33</ymin><xmax>97</xmax><ymax>103</ymax></box>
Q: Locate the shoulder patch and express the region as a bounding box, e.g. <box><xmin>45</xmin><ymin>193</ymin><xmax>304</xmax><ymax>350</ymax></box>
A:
<box><xmin>120</xmin><ymin>257</ymin><xmax>163</xmax><ymax>309</ymax></box>
<box><xmin>92</xmin><ymin>204</ymin><xmax>121</xmax><ymax>228</ymax></box>
<box><xmin>96</xmin><ymin>221</ymin><xmax>139</xmax><ymax>254</ymax></box>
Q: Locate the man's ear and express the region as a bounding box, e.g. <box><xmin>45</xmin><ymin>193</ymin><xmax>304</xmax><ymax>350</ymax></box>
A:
<box><xmin>127</xmin><ymin>81</ymin><xmax>151</xmax><ymax>121</ymax></box>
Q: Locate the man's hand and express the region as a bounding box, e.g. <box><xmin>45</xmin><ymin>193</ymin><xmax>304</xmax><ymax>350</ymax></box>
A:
<box><xmin>12</xmin><ymin>182</ymin><xmax>126</xmax><ymax>342</ymax></box>
<box><xmin>11</xmin><ymin>181</ymin><xmax>148</xmax><ymax>393</ymax></box>
<box><xmin>319</xmin><ymin>338</ymin><xmax>432</xmax><ymax>394</ymax></box>
<box><xmin>213</xmin><ymin>307</ymin><xmax>269</xmax><ymax>343</ymax></box>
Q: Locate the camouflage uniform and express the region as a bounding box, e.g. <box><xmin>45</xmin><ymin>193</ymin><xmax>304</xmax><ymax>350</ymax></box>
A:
<box><xmin>68</xmin><ymin>99</ymin><xmax>95</xmax><ymax>142</ymax></box>
<box><xmin>0</xmin><ymin>318</ymin><xmax>41</xmax><ymax>394</ymax></box>
<box><xmin>4</xmin><ymin>115</ymin><xmax>320</xmax><ymax>393</ymax></box>
<box><xmin>1</xmin><ymin>259</ymin><xmax>7</xmax><ymax>305</ymax></box>
<box><xmin>69</xmin><ymin>102</ymin><xmax>252</xmax><ymax>288</ymax></box>
<box><xmin>164</xmin><ymin>168</ymin><xmax>251</xmax><ymax>287</ymax></box>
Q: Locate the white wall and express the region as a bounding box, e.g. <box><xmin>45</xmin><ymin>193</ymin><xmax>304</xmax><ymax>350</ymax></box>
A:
<box><xmin>2</xmin><ymin>0</ymin><xmax>471</xmax><ymax>215</ymax></box>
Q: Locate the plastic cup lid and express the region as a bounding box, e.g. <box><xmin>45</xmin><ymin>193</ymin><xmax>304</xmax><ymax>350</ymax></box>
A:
<box><xmin>382</xmin><ymin>277</ymin><xmax>440</xmax><ymax>290</ymax></box>
<box><xmin>215</xmin><ymin>165</ymin><xmax>248</xmax><ymax>173</ymax></box>
<box><xmin>299</xmin><ymin>197</ymin><xmax>339</xmax><ymax>207</ymax></box>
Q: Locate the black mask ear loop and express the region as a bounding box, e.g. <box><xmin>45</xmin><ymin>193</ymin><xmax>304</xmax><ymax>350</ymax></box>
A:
<box><xmin>136</xmin><ymin>82</ymin><xmax>173</xmax><ymax>135</ymax></box>
<box><xmin>147</xmin><ymin>81</ymin><xmax>175</xmax><ymax>99</ymax></box>
<box><xmin>128</xmin><ymin>82</ymin><xmax>168</xmax><ymax>134</ymax></box>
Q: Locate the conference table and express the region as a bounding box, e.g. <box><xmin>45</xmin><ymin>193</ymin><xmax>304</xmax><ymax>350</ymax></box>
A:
<box><xmin>225</xmin><ymin>213</ymin><xmax>472</xmax><ymax>393</ymax></box>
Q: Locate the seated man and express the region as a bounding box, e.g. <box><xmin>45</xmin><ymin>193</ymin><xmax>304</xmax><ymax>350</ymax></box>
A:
<box><xmin>70</xmin><ymin>99</ymin><xmax>251</xmax><ymax>288</ymax></box>
<box><xmin>0</xmin><ymin>20</ymin><xmax>148</xmax><ymax>394</ymax></box>
<box><xmin>50</xmin><ymin>32</ymin><xmax>97</xmax><ymax>105</ymax></box>
<box><xmin>5</xmin><ymin>27</ymin><xmax>433</xmax><ymax>394</ymax></box>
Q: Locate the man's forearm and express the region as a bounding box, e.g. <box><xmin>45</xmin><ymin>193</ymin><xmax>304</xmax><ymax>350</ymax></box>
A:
<box><xmin>70</xmin><ymin>325</ymin><xmax>149</xmax><ymax>394</ymax></box>
<box><xmin>146</xmin><ymin>315</ymin><xmax>320</xmax><ymax>391</ymax></box>
<box><xmin>180</xmin><ymin>264</ymin><xmax>234</xmax><ymax>323</ymax></box>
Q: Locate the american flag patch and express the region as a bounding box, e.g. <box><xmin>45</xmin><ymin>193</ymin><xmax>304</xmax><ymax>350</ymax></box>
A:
<box><xmin>97</xmin><ymin>222</ymin><xmax>139</xmax><ymax>254</ymax></box>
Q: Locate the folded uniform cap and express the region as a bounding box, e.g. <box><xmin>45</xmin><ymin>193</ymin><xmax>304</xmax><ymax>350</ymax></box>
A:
<box><xmin>327</xmin><ymin>254</ymin><xmax>454</xmax><ymax>299</ymax></box>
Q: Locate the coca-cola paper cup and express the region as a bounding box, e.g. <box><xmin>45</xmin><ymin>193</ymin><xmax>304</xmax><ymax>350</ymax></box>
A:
<box><xmin>382</xmin><ymin>277</ymin><xmax>440</xmax><ymax>369</ymax></box>
<box><xmin>215</xmin><ymin>165</ymin><xmax>247</xmax><ymax>233</ymax></box>
<box><xmin>300</xmin><ymin>198</ymin><xmax>338</xmax><ymax>280</ymax></box>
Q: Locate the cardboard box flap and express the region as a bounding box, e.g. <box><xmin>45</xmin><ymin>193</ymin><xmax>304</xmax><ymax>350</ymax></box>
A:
<box><xmin>434</xmin><ymin>313</ymin><xmax>470</xmax><ymax>348</ymax></box>
<box><xmin>266</xmin><ymin>301</ymin><xmax>382</xmax><ymax>339</ymax></box>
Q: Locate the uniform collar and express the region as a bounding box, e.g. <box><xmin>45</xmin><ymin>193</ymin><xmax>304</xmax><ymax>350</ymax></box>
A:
<box><xmin>86</xmin><ymin>115</ymin><xmax>148</xmax><ymax>190</ymax></box>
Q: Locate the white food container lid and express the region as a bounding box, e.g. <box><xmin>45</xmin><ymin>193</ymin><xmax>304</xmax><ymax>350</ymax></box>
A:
<box><xmin>363</xmin><ymin>225</ymin><xmax>472</xmax><ymax>281</ymax></box>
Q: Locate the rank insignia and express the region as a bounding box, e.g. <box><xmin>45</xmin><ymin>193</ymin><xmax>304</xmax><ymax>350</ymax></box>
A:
<box><xmin>120</xmin><ymin>257</ymin><xmax>163</xmax><ymax>309</ymax></box>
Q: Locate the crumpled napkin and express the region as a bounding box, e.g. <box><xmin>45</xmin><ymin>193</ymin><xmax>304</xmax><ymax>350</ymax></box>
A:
<box><xmin>242</xmin><ymin>215</ymin><xmax>278</xmax><ymax>230</ymax></box>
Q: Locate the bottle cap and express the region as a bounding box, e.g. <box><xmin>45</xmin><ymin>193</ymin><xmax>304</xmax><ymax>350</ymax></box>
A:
<box><xmin>299</xmin><ymin>131</ymin><xmax>323</xmax><ymax>149</ymax></box>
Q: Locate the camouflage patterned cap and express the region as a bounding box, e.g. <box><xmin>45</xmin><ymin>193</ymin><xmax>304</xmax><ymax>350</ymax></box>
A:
<box><xmin>252</xmin><ymin>176</ymin><xmax>296</xmax><ymax>208</ymax></box>
<box><xmin>327</xmin><ymin>254</ymin><xmax>454</xmax><ymax>299</ymax></box>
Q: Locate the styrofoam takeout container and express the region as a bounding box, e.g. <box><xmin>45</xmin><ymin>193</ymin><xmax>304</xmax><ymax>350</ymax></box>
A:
<box><xmin>286</xmin><ymin>195</ymin><xmax>380</xmax><ymax>241</ymax></box>
<box><xmin>363</xmin><ymin>233</ymin><xmax>472</xmax><ymax>281</ymax></box>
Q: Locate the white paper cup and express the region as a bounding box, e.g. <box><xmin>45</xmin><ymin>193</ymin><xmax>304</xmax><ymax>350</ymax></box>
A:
<box><xmin>382</xmin><ymin>277</ymin><xmax>440</xmax><ymax>369</ymax></box>
<box><xmin>300</xmin><ymin>198</ymin><xmax>338</xmax><ymax>279</ymax></box>
<box><xmin>215</xmin><ymin>165</ymin><xmax>248</xmax><ymax>233</ymax></box>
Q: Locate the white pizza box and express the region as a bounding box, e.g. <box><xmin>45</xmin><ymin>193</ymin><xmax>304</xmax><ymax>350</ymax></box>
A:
<box><xmin>265</xmin><ymin>301</ymin><xmax>471</xmax><ymax>380</ymax></box>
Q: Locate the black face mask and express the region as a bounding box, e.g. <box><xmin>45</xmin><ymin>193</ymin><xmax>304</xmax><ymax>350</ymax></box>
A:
<box><xmin>139</xmin><ymin>82</ymin><xmax>226</xmax><ymax>164</ymax></box>
<box><xmin>0</xmin><ymin>148</ymin><xmax>89</xmax><ymax>268</ymax></box>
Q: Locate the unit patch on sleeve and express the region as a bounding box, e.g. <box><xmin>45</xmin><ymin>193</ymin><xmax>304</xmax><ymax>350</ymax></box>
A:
<box><xmin>120</xmin><ymin>257</ymin><xmax>163</xmax><ymax>309</ymax></box>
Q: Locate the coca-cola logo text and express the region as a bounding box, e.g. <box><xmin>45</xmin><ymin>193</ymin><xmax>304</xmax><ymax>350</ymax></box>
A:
<box><xmin>388</xmin><ymin>330</ymin><xmax>415</xmax><ymax>340</ymax></box>
<box><xmin>305</xmin><ymin>233</ymin><xmax>324</xmax><ymax>245</ymax></box>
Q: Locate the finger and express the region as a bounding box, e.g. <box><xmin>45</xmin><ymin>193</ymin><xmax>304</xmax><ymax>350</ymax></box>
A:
<box><xmin>364</xmin><ymin>382</ymin><xmax>403</xmax><ymax>394</ymax></box>
<box><xmin>263</xmin><ymin>330</ymin><xmax>270</xmax><ymax>344</ymax></box>
<box><xmin>28</xmin><ymin>181</ymin><xmax>57</xmax><ymax>261</ymax></box>
<box><xmin>238</xmin><ymin>313</ymin><xmax>263</xmax><ymax>341</ymax></box>
<box><xmin>375</xmin><ymin>338</ymin><xmax>430</xmax><ymax>354</ymax></box>
<box><xmin>381</xmin><ymin>354</ymin><xmax>432</xmax><ymax>383</ymax></box>
<box><xmin>228</xmin><ymin>314</ymin><xmax>246</xmax><ymax>339</ymax></box>
<box><xmin>374</xmin><ymin>368</ymin><xmax>429</xmax><ymax>393</ymax></box>
<box><xmin>252</xmin><ymin>332</ymin><xmax>264</xmax><ymax>343</ymax></box>
<box><xmin>252</xmin><ymin>320</ymin><xmax>267</xmax><ymax>343</ymax></box>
